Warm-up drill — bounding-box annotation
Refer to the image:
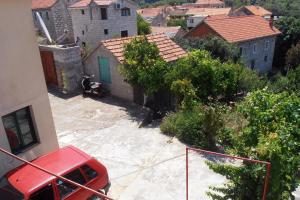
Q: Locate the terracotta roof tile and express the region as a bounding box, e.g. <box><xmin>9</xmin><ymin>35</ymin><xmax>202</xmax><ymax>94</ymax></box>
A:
<box><xmin>195</xmin><ymin>0</ymin><xmax>224</xmax><ymax>5</ymax></box>
<box><xmin>32</xmin><ymin>0</ymin><xmax>57</xmax><ymax>9</ymax></box>
<box><xmin>204</xmin><ymin>15</ymin><xmax>281</xmax><ymax>43</ymax></box>
<box><xmin>69</xmin><ymin>0</ymin><xmax>112</xmax><ymax>8</ymax></box>
<box><xmin>186</xmin><ymin>7</ymin><xmax>231</xmax><ymax>16</ymax></box>
<box><xmin>137</xmin><ymin>8</ymin><xmax>163</xmax><ymax>17</ymax></box>
<box><xmin>243</xmin><ymin>6</ymin><xmax>272</xmax><ymax>17</ymax></box>
<box><xmin>101</xmin><ymin>33</ymin><xmax>187</xmax><ymax>62</ymax></box>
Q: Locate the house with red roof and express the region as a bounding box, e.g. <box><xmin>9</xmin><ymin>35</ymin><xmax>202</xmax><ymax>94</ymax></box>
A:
<box><xmin>68</xmin><ymin>0</ymin><xmax>137</xmax><ymax>50</ymax></box>
<box><xmin>31</xmin><ymin>0</ymin><xmax>79</xmax><ymax>43</ymax></box>
<box><xmin>137</xmin><ymin>7</ymin><xmax>168</xmax><ymax>26</ymax></box>
<box><xmin>185</xmin><ymin>15</ymin><xmax>281</xmax><ymax>72</ymax></box>
<box><xmin>83</xmin><ymin>33</ymin><xmax>186</xmax><ymax>101</ymax></box>
<box><xmin>233</xmin><ymin>5</ymin><xmax>272</xmax><ymax>19</ymax></box>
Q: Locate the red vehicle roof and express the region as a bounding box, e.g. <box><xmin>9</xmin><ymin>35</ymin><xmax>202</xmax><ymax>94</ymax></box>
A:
<box><xmin>7</xmin><ymin>146</ymin><xmax>91</xmax><ymax>195</ymax></box>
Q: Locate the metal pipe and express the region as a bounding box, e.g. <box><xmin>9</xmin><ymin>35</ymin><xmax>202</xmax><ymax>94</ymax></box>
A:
<box><xmin>0</xmin><ymin>148</ymin><xmax>113</xmax><ymax>200</ymax></box>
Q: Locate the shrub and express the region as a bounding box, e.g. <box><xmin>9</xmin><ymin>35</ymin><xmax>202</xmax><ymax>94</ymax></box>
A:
<box><xmin>137</xmin><ymin>14</ymin><xmax>151</xmax><ymax>35</ymax></box>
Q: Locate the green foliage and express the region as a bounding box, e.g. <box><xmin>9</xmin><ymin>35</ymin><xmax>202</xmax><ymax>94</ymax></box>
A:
<box><xmin>170</xmin><ymin>79</ymin><xmax>197</xmax><ymax>109</ymax></box>
<box><xmin>165</xmin><ymin>50</ymin><xmax>263</xmax><ymax>104</ymax></box>
<box><xmin>137</xmin><ymin>14</ymin><xmax>151</xmax><ymax>35</ymax></box>
<box><xmin>120</xmin><ymin>36</ymin><xmax>168</xmax><ymax>95</ymax></box>
<box><xmin>207</xmin><ymin>90</ymin><xmax>300</xmax><ymax>200</ymax></box>
<box><xmin>160</xmin><ymin>104</ymin><xmax>225</xmax><ymax>150</ymax></box>
<box><xmin>167</xmin><ymin>18</ymin><xmax>187</xmax><ymax>30</ymax></box>
<box><xmin>274</xmin><ymin>17</ymin><xmax>300</xmax><ymax>69</ymax></box>
<box><xmin>286</xmin><ymin>42</ymin><xmax>300</xmax><ymax>69</ymax></box>
<box><xmin>268</xmin><ymin>65</ymin><xmax>300</xmax><ymax>95</ymax></box>
<box><xmin>174</xmin><ymin>36</ymin><xmax>241</xmax><ymax>63</ymax></box>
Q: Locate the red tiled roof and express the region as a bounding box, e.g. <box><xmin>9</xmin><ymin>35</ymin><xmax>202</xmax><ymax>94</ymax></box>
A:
<box><xmin>186</xmin><ymin>7</ymin><xmax>231</xmax><ymax>16</ymax></box>
<box><xmin>195</xmin><ymin>0</ymin><xmax>224</xmax><ymax>5</ymax></box>
<box><xmin>101</xmin><ymin>33</ymin><xmax>187</xmax><ymax>62</ymax></box>
<box><xmin>69</xmin><ymin>0</ymin><xmax>112</xmax><ymax>8</ymax></box>
<box><xmin>137</xmin><ymin>8</ymin><xmax>163</xmax><ymax>17</ymax></box>
<box><xmin>204</xmin><ymin>15</ymin><xmax>281</xmax><ymax>43</ymax></box>
<box><xmin>32</xmin><ymin>0</ymin><xmax>57</xmax><ymax>9</ymax></box>
<box><xmin>243</xmin><ymin>6</ymin><xmax>272</xmax><ymax>17</ymax></box>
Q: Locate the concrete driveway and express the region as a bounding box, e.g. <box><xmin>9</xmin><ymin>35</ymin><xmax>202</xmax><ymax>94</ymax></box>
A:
<box><xmin>48</xmin><ymin>92</ymin><xmax>230</xmax><ymax>200</ymax></box>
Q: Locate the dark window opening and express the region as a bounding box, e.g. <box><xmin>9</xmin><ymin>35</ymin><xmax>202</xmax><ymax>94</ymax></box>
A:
<box><xmin>46</xmin><ymin>11</ymin><xmax>49</xmax><ymax>20</ymax></box>
<box><xmin>104</xmin><ymin>29</ymin><xmax>108</xmax><ymax>35</ymax></box>
<box><xmin>82</xmin><ymin>165</ymin><xmax>98</xmax><ymax>181</ymax></box>
<box><xmin>100</xmin><ymin>8</ymin><xmax>107</xmax><ymax>20</ymax></box>
<box><xmin>82</xmin><ymin>30</ymin><xmax>85</xmax><ymax>35</ymax></box>
<box><xmin>239</xmin><ymin>47</ymin><xmax>243</xmax><ymax>55</ymax></box>
<box><xmin>57</xmin><ymin>169</ymin><xmax>86</xmax><ymax>198</ymax></box>
<box><xmin>121</xmin><ymin>8</ymin><xmax>130</xmax><ymax>16</ymax></box>
<box><xmin>39</xmin><ymin>12</ymin><xmax>43</xmax><ymax>18</ymax></box>
<box><xmin>81</xmin><ymin>9</ymin><xmax>85</xmax><ymax>15</ymax></box>
<box><xmin>121</xmin><ymin>30</ymin><xmax>128</xmax><ymax>37</ymax></box>
<box><xmin>251</xmin><ymin>60</ymin><xmax>256</xmax><ymax>69</ymax></box>
<box><xmin>264</xmin><ymin>55</ymin><xmax>268</xmax><ymax>62</ymax></box>
<box><xmin>29</xmin><ymin>184</ymin><xmax>54</xmax><ymax>200</ymax></box>
<box><xmin>82</xmin><ymin>42</ymin><xmax>86</xmax><ymax>47</ymax></box>
<box><xmin>2</xmin><ymin>107</ymin><xmax>37</xmax><ymax>154</ymax></box>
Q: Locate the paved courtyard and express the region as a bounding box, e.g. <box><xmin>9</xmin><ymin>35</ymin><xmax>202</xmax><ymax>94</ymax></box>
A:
<box><xmin>49</xmin><ymin>92</ymin><xmax>226</xmax><ymax>200</ymax></box>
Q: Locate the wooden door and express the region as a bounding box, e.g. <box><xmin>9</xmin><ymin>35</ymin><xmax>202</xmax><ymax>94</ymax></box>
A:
<box><xmin>98</xmin><ymin>57</ymin><xmax>111</xmax><ymax>83</ymax></box>
<box><xmin>40</xmin><ymin>51</ymin><xmax>58</xmax><ymax>86</ymax></box>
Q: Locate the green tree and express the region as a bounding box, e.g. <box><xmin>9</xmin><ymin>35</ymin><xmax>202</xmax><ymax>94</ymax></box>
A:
<box><xmin>174</xmin><ymin>36</ymin><xmax>241</xmax><ymax>63</ymax></box>
<box><xmin>207</xmin><ymin>90</ymin><xmax>300</xmax><ymax>200</ymax></box>
<box><xmin>167</xmin><ymin>18</ymin><xmax>187</xmax><ymax>30</ymax></box>
<box><xmin>119</xmin><ymin>36</ymin><xmax>167</xmax><ymax>95</ymax></box>
<box><xmin>137</xmin><ymin>14</ymin><xmax>151</xmax><ymax>35</ymax></box>
<box><xmin>274</xmin><ymin>17</ymin><xmax>300</xmax><ymax>70</ymax></box>
<box><xmin>286</xmin><ymin>42</ymin><xmax>300</xmax><ymax>69</ymax></box>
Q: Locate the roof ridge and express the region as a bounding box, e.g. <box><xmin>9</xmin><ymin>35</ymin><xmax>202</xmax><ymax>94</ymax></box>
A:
<box><xmin>205</xmin><ymin>14</ymin><xmax>259</xmax><ymax>21</ymax></box>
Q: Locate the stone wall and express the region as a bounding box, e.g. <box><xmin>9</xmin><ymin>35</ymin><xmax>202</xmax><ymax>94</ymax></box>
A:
<box><xmin>39</xmin><ymin>44</ymin><xmax>82</xmax><ymax>93</ymax></box>
<box><xmin>70</xmin><ymin>0</ymin><xmax>137</xmax><ymax>50</ymax></box>
<box><xmin>32</xmin><ymin>8</ymin><xmax>57</xmax><ymax>40</ymax></box>
<box><xmin>238</xmin><ymin>36</ymin><xmax>276</xmax><ymax>73</ymax></box>
<box><xmin>84</xmin><ymin>46</ymin><xmax>134</xmax><ymax>101</ymax></box>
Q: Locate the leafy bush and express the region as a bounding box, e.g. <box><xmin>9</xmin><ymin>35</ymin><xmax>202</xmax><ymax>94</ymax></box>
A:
<box><xmin>207</xmin><ymin>90</ymin><xmax>300</xmax><ymax>200</ymax></box>
<box><xmin>286</xmin><ymin>42</ymin><xmax>300</xmax><ymax>69</ymax></box>
<box><xmin>137</xmin><ymin>14</ymin><xmax>151</xmax><ymax>35</ymax></box>
<box><xmin>120</xmin><ymin>36</ymin><xmax>168</xmax><ymax>95</ymax></box>
<box><xmin>167</xmin><ymin>18</ymin><xmax>187</xmax><ymax>30</ymax></box>
<box><xmin>160</xmin><ymin>104</ymin><xmax>225</xmax><ymax>150</ymax></box>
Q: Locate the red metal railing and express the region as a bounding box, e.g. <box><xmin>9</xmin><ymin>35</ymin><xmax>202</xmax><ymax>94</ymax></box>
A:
<box><xmin>0</xmin><ymin>148</ymin><xmax>113</xmax><ymax>200</ymax></box>
<box><xmin>186</xmin><ymin>147</ymin><xmax>271</xmax><ymax>200</ymax></box>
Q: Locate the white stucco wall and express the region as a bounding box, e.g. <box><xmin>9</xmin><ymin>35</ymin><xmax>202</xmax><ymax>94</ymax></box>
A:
<box><xmin>0</xmin><ymin>0</ymin><xmax>59</xmax><ymax>176</ymax></box>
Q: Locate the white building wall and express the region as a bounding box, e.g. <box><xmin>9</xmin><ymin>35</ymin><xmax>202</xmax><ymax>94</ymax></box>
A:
<box><xmin>0</xmin><ymin>0</ymin><xmax>59</xmax><ymax>176</ymax></box>
<box><xmin>70</xmin><ymin>0</ymin><xmax>137</xmax><ymax>50</ymax></box>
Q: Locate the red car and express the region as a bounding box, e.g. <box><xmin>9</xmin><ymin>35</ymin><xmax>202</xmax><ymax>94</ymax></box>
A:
<box><xmin>0</xmin><ymin>146</ymin><xmax>110</xmax><ymax>200</ymax></box>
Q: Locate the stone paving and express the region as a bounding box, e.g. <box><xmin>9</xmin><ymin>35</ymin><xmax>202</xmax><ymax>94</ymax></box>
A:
<box><xmin>48</xmin><ymin>92</ymin><xmax>300</xmax><ymax>200</ymax></box>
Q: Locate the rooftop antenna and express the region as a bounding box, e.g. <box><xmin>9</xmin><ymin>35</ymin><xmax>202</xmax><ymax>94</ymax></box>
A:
<box><xmin>36</xmin><ymin>12</ymin><xmax>53</xmax><ymax>44</ymax></box>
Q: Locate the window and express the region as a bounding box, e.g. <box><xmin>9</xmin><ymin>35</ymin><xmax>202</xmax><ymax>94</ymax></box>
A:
<box><xmin>82</xmin><ymin>42</ymin><xmax>86</xmax><ymax>47</ymax></box>
<box><xmin>0</xmin><ymin>176</ymin><xmax>24</xmax><ymax>200</ymax></box>
<box><xmin>264</xmin><ymin>55</ymin><xmax>268</xmax><ymax>62</ymax></box>
<box><xmin>265</xmin><ymin>40</ymin><xmax>270</xmax><ymax>51</ymax></box>
<box><xmin>239</xmin><ymin>47</ymin><xmax>243</xmax><ymax>55</ymax></box>
<box><xmin>104</xmin><ymin>29</ymin><xmax>108</xmax><ymax>35</ymax></box>
<box><xmin>29</xmin><ymin>184</ymin><xmax>54</xmax><ymax>200</ymax></box>
<box><xmin>39</xmin><ymin>12</ymin><xmax>43</xmax><ymax>18</ymax></box>
<box><xmin>121</xmin><ymin>8</ymin><xmax>130</xmax><ymax>16</ymax></box>
<box><xmin>121</xmin><ymin>30</ymin><xmax>128</xmax><ymax>37</ymax></box>
<box><xmin>81</xmin><ymin>165</ymin><xmax>98</xmax><ymax>181</ymax></box>
<box><xmin>2</xmin><ymin>107</ymin><xmax>37</xmax><ymax>154</ymax></box>
<box><xmin>46</xmin><ymin>11</ymin><xmax>49</xmax><ymax>20</ymax></box>
<box><xmin>251</xmin><ymin>59</ymin><xmax>256</xmax><ymax>69</ymax></box>
<box><xmin>100</xmin><ymin>8</ymin><xmax>107</xmax><ymax>20</ymax></box>
<box><xmin>189</xmin><ymin>19</ymin><xmax>194</xmax><ymax>23</ymax></box>
<box><xmin>81</xmin><ymin>9</ymin><xmax>85</xmax><ymax>15</ymax></box>
<box><xmin>253</xmin><ymin>43</ymin><xmax>257</xmax><ymax>54</ymax></box>
<box><xmin>82</xmin><ymin>30</ymin><xmax>85</xmax><ymax>35</ymax></box>
<box><xmin>57</xmin><ymin>169</ymin><xmax>86</xmax><ymax>198</ymax></box>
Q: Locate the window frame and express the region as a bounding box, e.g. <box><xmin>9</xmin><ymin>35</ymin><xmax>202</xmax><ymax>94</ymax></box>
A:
<box><xmin>121</xmin><ymin>30</ymin><xmax>128</xmax><ymax>38</ymax></box>
<box><xmin>121</xmin><ymin>8</ymin><xmax>131</xmax><ymax>16</ymax></box>
<box><xmin>81</xmin><ymin>164</ymin><xmax>99</xmax><ymax>183</ymax></box>
<box><xmin>104</xmin><ymin>29</ymin><xmax>108</xmax><ymax>35</ymax></box>
<box><xmin>265</xmin><ymin>40</ymin><xmax>270</xmax><ymax>51</ymax></box>
<box><xmin>100</xmin><ymin>7</ymin><xmax>108</xmax><ymax>20</ymax></box>
<box><xmin>2</xmin><ymin>106</ymin><xmax>38</xmax><ymax>154</ymax></box>
<box><xmin>253</xmin><ymin>43</ymin><xmax>257</xmax><ymax>54</ymax></box>
<box><xmin>264</xmin><ymin>55</ymin><xmax>268</xmax><ymax>62</ymax></box>
<box><xmin>81</xmin><ymin>9</ymin><xmax>85</xmax><ymax>15</ymax></box>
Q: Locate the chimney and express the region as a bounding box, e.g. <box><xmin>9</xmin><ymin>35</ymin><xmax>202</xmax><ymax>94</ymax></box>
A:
<box><xmin>269</xmin><ymin>14</ymin><xmax>274</xmax><ymax>28</ymax></box>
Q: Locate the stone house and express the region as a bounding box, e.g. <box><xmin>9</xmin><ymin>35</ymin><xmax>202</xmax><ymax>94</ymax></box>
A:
<box><xmin>83</xmin><ymin>33</ymin><xmax>186</xmax><ymax>102</ymax></box>
<box><xmin>69</xmin><ymin>0</ymin><xmax>138</xmax><ymax>50</ymax></box>
<box><xmin>0</xmin><ymin>0</ymin><xmax>59</xmax><ymax>176</ymax></box>
<box><xmin>185</xmin><ymin>15</ymin><xmax>281</xmax><ymax>73</ymax></box>
<box><xmin>31</xmin><ymin>0</ymin><xmax>78</xmax><ymax>43</ymax></box>
<box><xmin>137</xmin><ymin>7</ymin><xmax>168</xmax><ymax>26</ymax></box>
<box><xmin>183</xmin><ymin>0</ymin><xmax>225</xmax><ymax>8</ymax></box>
<box><xmin>233</xmin><ymin>5</ymin><xmax>272</xmax><ymax>20</ymax></box>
